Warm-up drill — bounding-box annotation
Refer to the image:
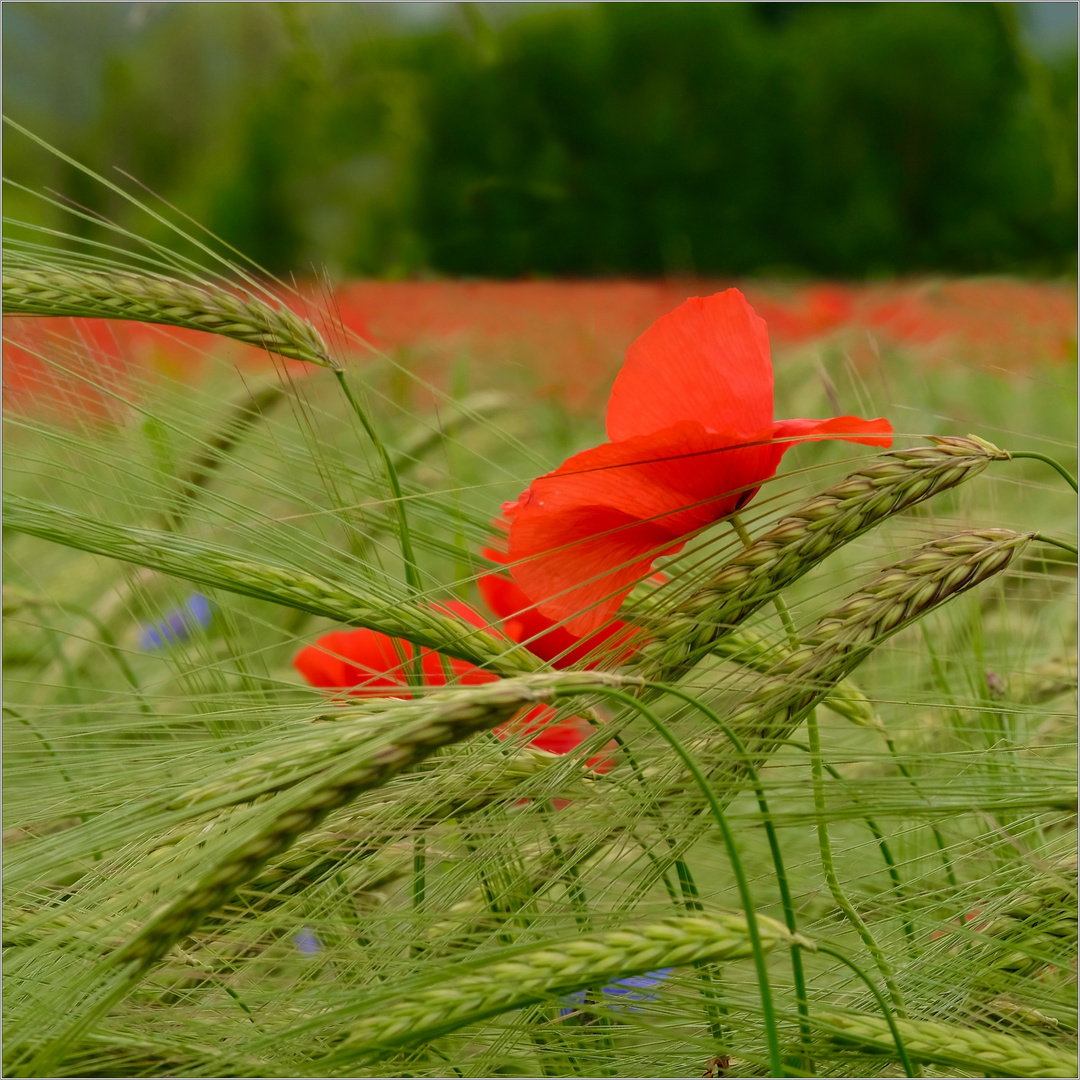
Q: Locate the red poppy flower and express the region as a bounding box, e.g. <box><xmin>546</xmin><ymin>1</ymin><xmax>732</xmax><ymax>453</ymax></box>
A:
<box><xmin>503</xmin><ymin>289</ymin><xmax>893</xmax><ymax>635</ymax></box>
<box><xmin>292</xmin><ymin>600</ymin><xmax>616</xmax><ymax>770</ymax></box>
<box><xmin>479</xmin><ymin>540</ymin><xmax>643</xmax><ymax>670</ymax></box>
<box><xmin>292</xmin><ymin>601</ymin><xmax>498</xmax><ymax>696</ymax></box>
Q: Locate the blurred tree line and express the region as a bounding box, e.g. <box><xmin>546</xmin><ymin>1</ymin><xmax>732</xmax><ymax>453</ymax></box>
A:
<box><xmin>5</xmin><ymin>2</ymin><xmax>1076</xmax><ymax>278</ymax></box>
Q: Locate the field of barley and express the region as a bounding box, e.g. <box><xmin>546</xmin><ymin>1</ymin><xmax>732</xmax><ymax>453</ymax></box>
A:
<box><xmin>8</xmin><ymin>2</ymin><xmax>1080</xmax><ymax>1073</ymax></box>
<box><xmin>3</xmin><ymin>144</ymin><xmax>1077</xmax><ymax>1079</ymax></box>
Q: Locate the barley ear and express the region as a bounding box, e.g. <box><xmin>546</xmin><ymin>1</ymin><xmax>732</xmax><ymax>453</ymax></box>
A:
<box><xmin>640</xmin><ymin>530</ymin><xmax>1033</xmax><ymax>815</ymax></box>
<box><xmin>816</xmin><ymin>1009</ymin><xmax>1078</xmax><ymax>1078</ymax></box>
<box><xmin>2</xmin><ymin>263</ymin><xmax>333</xmax><ymax>367</ymax></box>
<box><xmin>3</xmin><ymin>495</ymin><xmax>540</xmax><ymax>677</ymax></box>
<box><xmin>116</xmin><ymin>671</ymin><xmax>634</xmax><ymax>969</ymax></box>
<box><xmin>333</xmin><ymin>911</ymin><xmax>806</xmax><ymax>1060</ymax></box>
<box><xmin>710</xmin><ymin>627</ymin><xmax>881</xmax><ymax>728</ymax></box>
<box><xmin>722</xmin><ymin>530</ymin><xmax>1032</xmax><ymax>767</ymax></box>
<box><xmin>630</xmin><ymin>436</ymin><xmax>1008</xmax><ymax>685</ymax></box>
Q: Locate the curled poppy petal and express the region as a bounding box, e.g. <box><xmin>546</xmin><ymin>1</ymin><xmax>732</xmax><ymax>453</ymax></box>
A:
<box><xmin>505</xmin><ymin>291</ymin><xmax>893</xmax><ymax>635</ymax></box>
<box><xmin>771</xmin><ymin>415</ymin><xmax>894</xmax><ymax>455</ymax></box>
<box><xmin>608</xmin><ymin>290</ymin><xmax>773</xmax><ymax>442</ymax></box>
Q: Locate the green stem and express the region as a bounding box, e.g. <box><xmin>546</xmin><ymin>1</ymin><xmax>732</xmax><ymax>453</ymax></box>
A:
<box><xmin>602</xmin><ymin>731</ymin><xmax>732</xmax><ymax>1050</ymax></box>
<box><xmin>914</xmin><ymin>627</ymin><xmax>964</xmax><ymax>887</ymax></box>
<box><xmin>675</xmin><ymin>859</ymin><xmax>704</xmax><ymax>912</ymax></box>
<box><xmin>1007</xmin><ymin>450</ymin><xmax>1078</xmax><ymax>493</ymax></box>
<box><xmin>670</xmin><ymin>858</ymin><xmax>731</xmax><ymax>1052</ymax></box>
<box><xmin>807</xmin><ymin>706</ymin><xmax>906</xmax><ymax>1016</ymax></box>
<box><xmin>814</xmin><ymin>945</ymin><xmax>917</xmax><ymax>1078</ymax></box>
<box><xmin>573</xmin><ymin>686</ymin><xmax>786</xmax><ymax>1079</ymax></box>
<box><xmin>658</xmin><ymin>685</ymin><xmax>814</xmax><ymax>1073</ymax></box>
<box><xmin>332</xmin><ymin>369</ymin><xmax>421</xmax><ymax>594</ymax></box>
<box><xmin>884</xmin><ymin>729</ymin><xmax>959</xmax><ymax>889</ymax></box>
<box><xmin>784</xmin><ymin>739</ymin><xmax>915</xmax><ymax>953</ymax></box>
<box><xmin>637</xmin><ymin>841</ymin><xmax>681</xmax><ymax>906</ymax></box>
<box><xmin>1035</xmin><ymin>533</ymin><xmax>1079</xmax><ymax>557</ymax></box>
<box><xmin>333</xmin><ymin>368</ymin><xmax>423</xmax><ymax>685</ymax></box>
<box><xmin>737</xmin><ymin>518</ymin><xmax>910</xmax><ymax>1007</ymax></box>
<box><xmin>536</xmin><ymin>804</ymin><xmax>591</xmax><ymax>932</ymax></box>
<box><xmin>462</xmin><ymin>833</ymin><xmax>520</xmax><ymax>948</ymax></box>
<box><xmin>4</xmin><ymin>705</ymin><xmax>75</xmax><ymax>791</ymax></box>
<box><xmin>412</xmin><ymin>835</ymin><xmax>426</xmax><ymax>958</ymax></box>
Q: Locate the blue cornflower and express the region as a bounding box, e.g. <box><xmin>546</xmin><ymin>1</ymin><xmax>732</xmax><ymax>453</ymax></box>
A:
<box><xmin>294</xmin><ymin>927</ymin><xmax>322</xmax><ymax>955</ymax></box>
<box><xmin>139</xmin><ymin>593</ymin><xmax>213</xmax><ymax>650</ymax></box>
<box><xmin>560</xmin><ymin>968</ymin><xmax>673</xmax><ymax>1018</ymax></box>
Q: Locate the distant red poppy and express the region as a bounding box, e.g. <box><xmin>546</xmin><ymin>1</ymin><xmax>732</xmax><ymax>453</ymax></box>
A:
<box><xmin>503</xmin><ymin>289</ymin><xmax>893</xmax><ymax>635</ymax></box>
<box><xmin>293</xmin><ymin>600</ymin><xmax>615</xmax><ymax>768</ymax></box>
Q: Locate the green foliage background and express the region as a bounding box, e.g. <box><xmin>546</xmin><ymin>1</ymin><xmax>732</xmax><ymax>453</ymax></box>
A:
<box><xmin>4</xmin><ymin>1</ymin><xmax>1077</xmax><ymax>278</ymax></box>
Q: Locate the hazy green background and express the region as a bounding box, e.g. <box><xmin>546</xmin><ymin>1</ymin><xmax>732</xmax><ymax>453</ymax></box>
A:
<box><xmin>4</xmin><ymin>2</ymin><xmax>1077</xmax><ymax>278</ymax></box>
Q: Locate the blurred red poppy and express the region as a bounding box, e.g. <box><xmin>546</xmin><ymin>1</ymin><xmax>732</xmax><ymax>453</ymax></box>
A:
<box><xmin>503</xmin><ymin>289</ymin><xmax>893</xmax><ymax>635</ymax></box>
<box><xmin>293</xmin><ymin>600</ymin><xmax>615</xmax><ymax>769</ymax></box>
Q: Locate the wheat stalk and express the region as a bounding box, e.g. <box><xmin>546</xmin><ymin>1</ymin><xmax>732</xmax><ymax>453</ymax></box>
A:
<box><xmin>629</xmin><ymin>436</ymin><xmax>1009</xmax><ymax>685</ymax></box>
<box><xmin>815</xmin><ymin>1008</ymin><xmax>1077</xmax><ymax>1077</ymax></box>
<box><xmin>3</xmin><ymin>494</ymin><xmax>541</xmax><ymax>678</ymax></box>
<box><xmin>2</xmin><ymin>264</ymin><xmax>333</xmax><ymax>367</ymax></box>
<box><xmin>334</xmin><ymin>911</ymin><xmax>805</xmax><ymax>1059</ymax></box>
<box><xmin>116</xmin><ymin>671</ymin><xmax>634</xmax><ymax>967</ymax></box>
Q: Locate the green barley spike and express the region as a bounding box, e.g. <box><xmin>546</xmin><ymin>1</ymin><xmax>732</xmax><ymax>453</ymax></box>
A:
<box><xmin>710</xmin><ymin>529</ymin><xmax>1033</xmax><ymax>780</ymax></box>
<box><xmin>116</xmin><ymin>671</ymin><xmax>635</xmax><ymax>969</ymax></box>
<box><xmin>629</xmin><ymin>435</ymin><xmax>1009</xmax><ymax>685</ymax></box>
<box><xmin>816</xmin><ymin>1008</ymin><xmax>1077</xmax><ymax>1078</ymax></box>
<box><xmin>3</xmin><ymin>494</ymin><xmax>541</xmax><ymax>678</ymax></box>
<box><xmin>2</xmin><ymin>263</ymin><xmax>333</xmax><ymax>367</ymax></box>
<box><xmin>334</xmin><ymin>911</ymin><xmax>806</xmax><ymax>1060</ymax></box>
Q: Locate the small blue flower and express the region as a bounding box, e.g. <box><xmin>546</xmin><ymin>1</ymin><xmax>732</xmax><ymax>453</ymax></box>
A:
<box><xmin>293</xmin><ymin>927</ymin><xmax>321</xmax><ymax>955</ymax></box>
<box><xmin>139</xmin><ymin>593</ymin><xmax>213</xmax><ymax>650</ymax></box>
<box><xmin>559</xmin><ymin>968</ymin><xmax>673</xmax><ymax>1018</ymax></box>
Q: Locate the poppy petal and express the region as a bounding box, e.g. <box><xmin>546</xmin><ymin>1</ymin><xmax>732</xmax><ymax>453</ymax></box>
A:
<box><xmin>293</xmin><ymin>628</ymin><xmax>413</xmax><ymax>693</ymax></box>
<box><xmin>294</xmin><ymin>600</ymin><xmax>501</xmax><ymax>693</ymax></box>
<box><xmin>527</xmin><ymin>718</ymin><xmax>590</xmax><ymax>756</ymax></box>
<box><xmin>770</xmin><ymin>415</ymin><xmax>893</xmax><ymax>469</ymax></box>
<box><xmin>495</xmin><ymin>709</ymin><xmax>619</xmax><ymax>772</ymax></box>
<box><xmin>479</xmin><ymin>550</ymin><xmax>642</xmax><ymax>668</ymax></box>
<box><xmin>506</xmin><ymin>422</ymin><xmax>778</xmax><ymax>634</ymax></box>
<box><xmin>607</xmin><ymin>290</ymin><xmax>773</xmax><ymax>442</ymax></box>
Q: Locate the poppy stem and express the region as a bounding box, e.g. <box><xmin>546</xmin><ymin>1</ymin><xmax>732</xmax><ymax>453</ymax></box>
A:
<box><xmin>729</xmin><ymin>514</ymin><xmax>800</xmax><ymax>648</ymax></box>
